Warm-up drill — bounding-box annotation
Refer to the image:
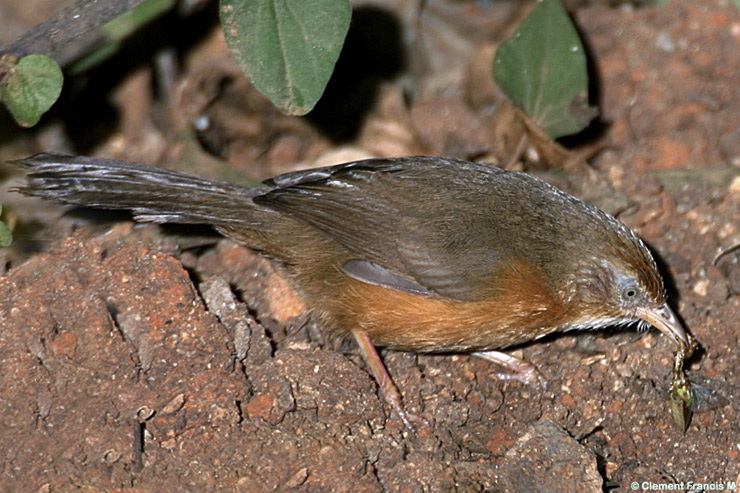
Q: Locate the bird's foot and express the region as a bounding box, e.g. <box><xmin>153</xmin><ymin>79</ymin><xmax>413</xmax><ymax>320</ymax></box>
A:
<box><xmin>353</xmin><ymin>329</ymin><xmax>429</xmax><ymax>431</ymax></box>
<box><xmin>378</xmin><ymin>384</ymin><xmax>430</xmax><ymax>431</ymax></box>
<box><xmin>472</xmin><ymin>350</ymin><xmax>547</xmax><ymax>388</ymax></box>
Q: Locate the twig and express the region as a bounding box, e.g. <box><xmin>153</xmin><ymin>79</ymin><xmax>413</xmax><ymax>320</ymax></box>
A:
<box><xmin>0</xmin><ymin>0</ymin><xmax>149</xmax><ymax>66</ymax></box>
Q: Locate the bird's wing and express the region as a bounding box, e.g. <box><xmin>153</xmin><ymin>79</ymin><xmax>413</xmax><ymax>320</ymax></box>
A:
<box><xmin>255</xmin><ymin>156</ymin><xmax>509</xmax><ymax>301</ymax></box>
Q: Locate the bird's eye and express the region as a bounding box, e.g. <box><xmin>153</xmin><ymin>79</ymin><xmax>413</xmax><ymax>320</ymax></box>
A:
<box><xmin>622</xmin><ymin>285</ymin><xmax>639</xmax><ymax>299</ymax></box>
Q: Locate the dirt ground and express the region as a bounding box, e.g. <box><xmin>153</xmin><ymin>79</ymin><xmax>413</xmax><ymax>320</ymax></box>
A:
<box><xmin>1</xmin><ymin>0</ymin><xmax>740</xmax><ymax>491</ymax></box>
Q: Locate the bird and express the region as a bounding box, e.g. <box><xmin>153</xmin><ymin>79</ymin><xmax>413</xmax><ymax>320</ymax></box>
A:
<box><xmin>12</xmin><ymin>153</ymin><xmax>690</xmax><ymax>429</ymax></box>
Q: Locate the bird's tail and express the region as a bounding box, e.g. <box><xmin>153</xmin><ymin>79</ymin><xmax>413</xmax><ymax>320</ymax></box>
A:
<box><xmin>12</xmin><ymin>153</ymin><xmax>269</xmax><ymax>227</ymax></box>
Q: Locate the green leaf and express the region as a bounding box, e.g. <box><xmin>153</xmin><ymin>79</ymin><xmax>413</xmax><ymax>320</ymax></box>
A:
<box><xmin>493</xmin><ymin>0</ymin><xmax>597</xmax><ymax>139</ymax></box>
<box><xmin>103</xmin><ymin>0</ymin><xmax>177</xmax><ymax>41</ymax></box>
<box><xmin>669</xmin><ymin>379</ymin><xmax>693</xmax><ymax>433</ymax></box>
<box><xmin>70</xmin><ymin>0</ymin><xmax>177</xmax><ymax>75</ymax></box>
<box><xmin>0</xmin><ymin>54</ymin><xmax>63</xmax><ymax>128</ymax></box>
<box><xmin>219</xmin><ymin>0</ymin><xmax>351</xmax><ymax>115</ymax></box>
<box><xmin>0</xmin><ymin>205</ymin><xmax>11</xmax><ymax>247</ymax></box>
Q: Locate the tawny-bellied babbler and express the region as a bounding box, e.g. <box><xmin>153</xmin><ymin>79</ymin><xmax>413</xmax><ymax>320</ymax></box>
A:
<box><xmin>12</xmin><ymin>153</ymin><xmax>690</xmax><ymax>428</ymax></box>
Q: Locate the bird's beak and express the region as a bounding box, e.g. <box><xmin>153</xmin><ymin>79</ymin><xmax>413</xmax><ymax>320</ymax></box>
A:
<box><xmin>637</xmin><ymin>303</ymin><xmax>688</xmax><ymax>348</ymax></box>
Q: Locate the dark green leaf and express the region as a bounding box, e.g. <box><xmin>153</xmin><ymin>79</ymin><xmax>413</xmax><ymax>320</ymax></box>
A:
<box><xmin>0</xmin><ymin>223</ymin><xmax>11</xmax><ymax>247</ymax></box>
<box><xmin>493</xmin><ymin>0</ymin><xmax>596</xmax><ymax>138</ymax></box>
<box><xmin>0</xmin><ymin>205</ymin><xmax>11</xmax><ymax>247</ymax></box>
<box><xmin>0</xmin><ymin>54</ymin><xmax>63</xmax><ymax>128</ymax></box>
<box><xmin>220</xmin><ymin>0</ymin><xmax>351</xmax><ymax>115</ymax></box>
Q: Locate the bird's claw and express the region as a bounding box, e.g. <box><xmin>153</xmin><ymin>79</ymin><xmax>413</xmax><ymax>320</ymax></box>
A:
<box><xmin>472</xmin><ymin>350</ymin><xmax>547</xmax><ymax>388</ymax></box>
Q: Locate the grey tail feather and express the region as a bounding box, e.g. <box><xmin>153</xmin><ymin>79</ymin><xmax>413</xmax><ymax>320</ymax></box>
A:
<box><xmin>11</xmin><ymin>153</ymin><xmax>269</xmax><ymax>226</ymax></box>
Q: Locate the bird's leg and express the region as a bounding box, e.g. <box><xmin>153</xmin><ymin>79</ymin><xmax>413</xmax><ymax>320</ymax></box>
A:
<box><xmin>472</xmin><ymin>350</ymin><xmax>547</xmax><ymax>388</ymax></box>
<box><xmin>352</xmin><ymin>329</ymin><xmax>429</xmax><ymax>430</ymax></box>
